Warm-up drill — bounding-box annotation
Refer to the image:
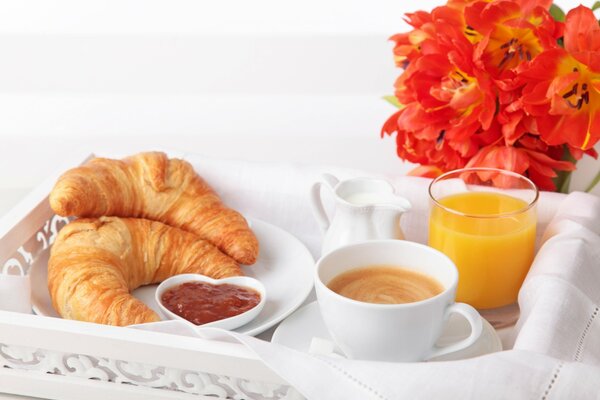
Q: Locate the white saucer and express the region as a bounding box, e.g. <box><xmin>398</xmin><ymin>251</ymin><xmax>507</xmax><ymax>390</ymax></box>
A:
<box><xmin>271</xmin><ymin>301</ymin><xmax>502</xmax><ymax>362</ymax></box>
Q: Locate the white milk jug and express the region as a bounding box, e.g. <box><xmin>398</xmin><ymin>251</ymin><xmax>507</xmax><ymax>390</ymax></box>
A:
<box><xmin>310</xmin><ymin>173</ymin><xmax>411</xmax><ymax>255</ymax></box>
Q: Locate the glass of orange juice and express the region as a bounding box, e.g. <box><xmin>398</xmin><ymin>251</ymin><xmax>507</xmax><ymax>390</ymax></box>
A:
<box><xmin>428</xmin><ymin>168</ymin><xmax>538</xmax><ymax>327</ymax></box>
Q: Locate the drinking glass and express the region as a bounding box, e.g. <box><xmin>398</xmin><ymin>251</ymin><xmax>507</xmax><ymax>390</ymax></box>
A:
<box><xmin>428</xmin><ymin>168</ymin><xmax>538</xmax><ymax>327</ymax></box>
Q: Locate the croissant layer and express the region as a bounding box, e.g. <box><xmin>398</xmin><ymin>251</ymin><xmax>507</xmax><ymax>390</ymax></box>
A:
<box><xmin>49</xmin><ymin>152</ymin><xmax>259</xmax><ymax>265</ymax></box>
<box><xmin>48</xmin><ymin>217</ymin><xmax>242</xmax><ymax>326</ymax></box>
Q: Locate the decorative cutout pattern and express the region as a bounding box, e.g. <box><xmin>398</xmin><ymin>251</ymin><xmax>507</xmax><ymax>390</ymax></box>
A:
<box><xmin>0</xmin><ymin>343</ymin><xmax>301</xmax><ymax>399</ymax></box>
<box><xmin>2</xmin><ymin>214</ymin><xmax>69</xmax><ymax>276</ymax></box>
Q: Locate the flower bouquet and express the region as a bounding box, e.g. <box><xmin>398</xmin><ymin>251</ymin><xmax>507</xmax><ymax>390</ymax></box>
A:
<box><xmin>382</xmin><ymin>0</ymin><xmax>600</xmax><ymax>192</ymax></box>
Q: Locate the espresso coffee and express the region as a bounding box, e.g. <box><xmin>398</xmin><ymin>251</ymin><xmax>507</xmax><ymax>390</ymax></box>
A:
<box><xmin>327</xmin><ymin>265</ymin><xmax>444</xmax><ymax>304</ymax></box>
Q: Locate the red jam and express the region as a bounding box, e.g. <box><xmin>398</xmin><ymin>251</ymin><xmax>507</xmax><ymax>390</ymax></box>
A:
<box><xmin>161</xmin><ymin>281</ymin><xmax>261</xmax><ymax>325</ymax></box>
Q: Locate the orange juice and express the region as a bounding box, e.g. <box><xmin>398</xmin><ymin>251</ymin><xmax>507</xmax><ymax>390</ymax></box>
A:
<box><xmin>428</xmin><ymin>191</ymin><xmax>536</xmax><ymax>309</ymax></box>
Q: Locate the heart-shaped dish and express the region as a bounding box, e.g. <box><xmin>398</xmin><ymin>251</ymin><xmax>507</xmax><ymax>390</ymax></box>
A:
<box><xmin>155</xmin><ymin>274</ymin><xmax>266</xmax><ymax>331</ymax></box>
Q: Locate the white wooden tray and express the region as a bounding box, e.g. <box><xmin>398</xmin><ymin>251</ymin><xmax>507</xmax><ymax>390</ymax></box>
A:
<box><xmin>0</xmin><ymin>150</ymin><xmax>304</xmax><ymax>399</ymax></box>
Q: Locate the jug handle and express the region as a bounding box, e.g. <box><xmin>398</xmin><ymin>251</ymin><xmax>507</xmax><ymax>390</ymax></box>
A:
<box><xmin>310</xmin><ymin>173</ymin><xmax>339</xmax><ymax>232</ymax></box>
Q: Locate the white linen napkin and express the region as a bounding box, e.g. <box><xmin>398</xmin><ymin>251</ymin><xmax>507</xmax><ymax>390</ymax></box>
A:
<box><xmin>179</xmin><ymin>155</ymin><xmax>600</xmax><ymax>399</ymax></box>
<box><xmin>515</xmin><ymin>192</ymin><xmax>600</xmax><ymax>364</ymax></box>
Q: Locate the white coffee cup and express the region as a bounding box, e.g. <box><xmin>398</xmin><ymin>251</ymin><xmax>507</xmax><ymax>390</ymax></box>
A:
<box><xmin>314</xmin><ymin>240</ymin><xmax>483</xmax><ymax>362</ymax></box>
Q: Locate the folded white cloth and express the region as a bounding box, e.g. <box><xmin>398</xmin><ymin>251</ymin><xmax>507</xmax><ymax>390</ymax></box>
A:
<box><xmin>515</xmin><ymin>193</ymin><xmax>600</xmax><ymax>364</ymax></box>
<box><xmin>179</xmin><ymin>155</ymin><xmax>600</xmax><ymax>400</ymax></box>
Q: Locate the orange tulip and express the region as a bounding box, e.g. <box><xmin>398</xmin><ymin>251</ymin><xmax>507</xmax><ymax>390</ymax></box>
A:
<box><xmin>521</xmin><ymin>6</ymin><xmax>600</xmax><ymax>150</ymax></box>
<box><xmin>465</xmin><ymin>144</ymin><xmax>575</xmax><ymax>190</ymax></box>
<box><xmin>447</xmin><ymin>0</ymin><xmax>552</xmax><ymax>13</ymax></box>
<box><xmin>465</xmin><ymin>0</ymin><xmax>560</xmax><ymax>80</ymax></box>
<box><xmin>390</xmin><ymin>7</ymin><xmax>464</xmax><ymax>67</ymax></box>
<box><xmin>384</xmin><ymin>4</ymin><xmax>499</xmax><ymax>167</ymax></box>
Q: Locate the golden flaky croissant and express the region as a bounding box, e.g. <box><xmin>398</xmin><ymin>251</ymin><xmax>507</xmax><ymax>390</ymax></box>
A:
<box><xmin>48</xmin><ymin>217</ymin><xmax>242</xmax><ymax>326</ymax></box>
<box><xmin>49</xmin><ymin>152</ymin><xmax>258</xmax><ymax>265</ymax></box>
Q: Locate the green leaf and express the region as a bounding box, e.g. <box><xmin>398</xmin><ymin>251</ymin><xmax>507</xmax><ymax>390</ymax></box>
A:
<box><xmin>383</xmin><ymin>95</ymin><xmax>403</xmax><ymax>109</ymax></box>
<box><xmin>549</xmin><ymin>4</ymin><xmax>565</xmax><ymax>22</ymax></box>
<box><xmin>553</xmin><ymin>145</ymin><xmax>577</xmax><ymax>193</ymax></box>
<box><xmin>585</xmin><ymin>169</ymin><xmax>600</xmax><ymax>193</ymax></box>
<box><xmin>592</xmin><ymin>1</ymin><xmax>600</xmax><ymax>11</ymax></box>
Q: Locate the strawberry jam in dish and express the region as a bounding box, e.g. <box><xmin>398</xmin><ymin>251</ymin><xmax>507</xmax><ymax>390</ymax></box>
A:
<box><xmin>161</xmin><ymin>281</ymin><xmax>261</xmax><ymax>325</ymax></box>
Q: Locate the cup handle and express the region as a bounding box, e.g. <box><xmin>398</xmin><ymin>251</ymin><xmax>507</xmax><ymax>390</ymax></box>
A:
<box><xmin>310</xmin><ymin>173</ymin><xmax>339</xmax><ymax>232</ymax></box>
<box><xmin>425</xmin><ymin>303</ymin><xmax>483</xmax><ymax>360</ymax></box>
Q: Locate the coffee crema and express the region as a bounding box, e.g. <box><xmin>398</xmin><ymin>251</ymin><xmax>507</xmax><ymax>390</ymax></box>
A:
<box><xmin>326</xmin><ymin>265</ymin><xmax>444</xmax><ymax>304</ymax></box>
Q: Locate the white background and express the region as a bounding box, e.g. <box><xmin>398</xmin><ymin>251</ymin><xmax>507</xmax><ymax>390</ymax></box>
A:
<box><xmin>0</xmin><ymin>0</ymin><xmax>597</xmax><ymax>194</ymax></box>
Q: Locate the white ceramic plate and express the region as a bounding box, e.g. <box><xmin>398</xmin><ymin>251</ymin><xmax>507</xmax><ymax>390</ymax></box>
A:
<box><xmin>30</xmin><ymin>218</ymin><xmax>315</xmax><ymax>336</ymax></box>
<box><xmin>271</xmin><ymin>301</ymin><xmax>502</xmax><ymax>361</ymax></box>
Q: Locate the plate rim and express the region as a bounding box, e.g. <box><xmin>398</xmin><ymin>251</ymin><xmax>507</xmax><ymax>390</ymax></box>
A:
<box><xmin>237</xmin><ymin>218</ymin><xmax>315</xmax><ymax>336</ymax></box>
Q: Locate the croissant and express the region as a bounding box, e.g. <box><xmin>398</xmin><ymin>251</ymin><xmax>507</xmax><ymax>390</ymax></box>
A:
<box><xmin>49</xmin><ymin>152</ymin><xmax>258</xmax><ymax>265</ymax></box>
<box><xmin>48</xmin><ymin>217</ymin><xmax>242</xmax><ymax>326</ymax></box>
